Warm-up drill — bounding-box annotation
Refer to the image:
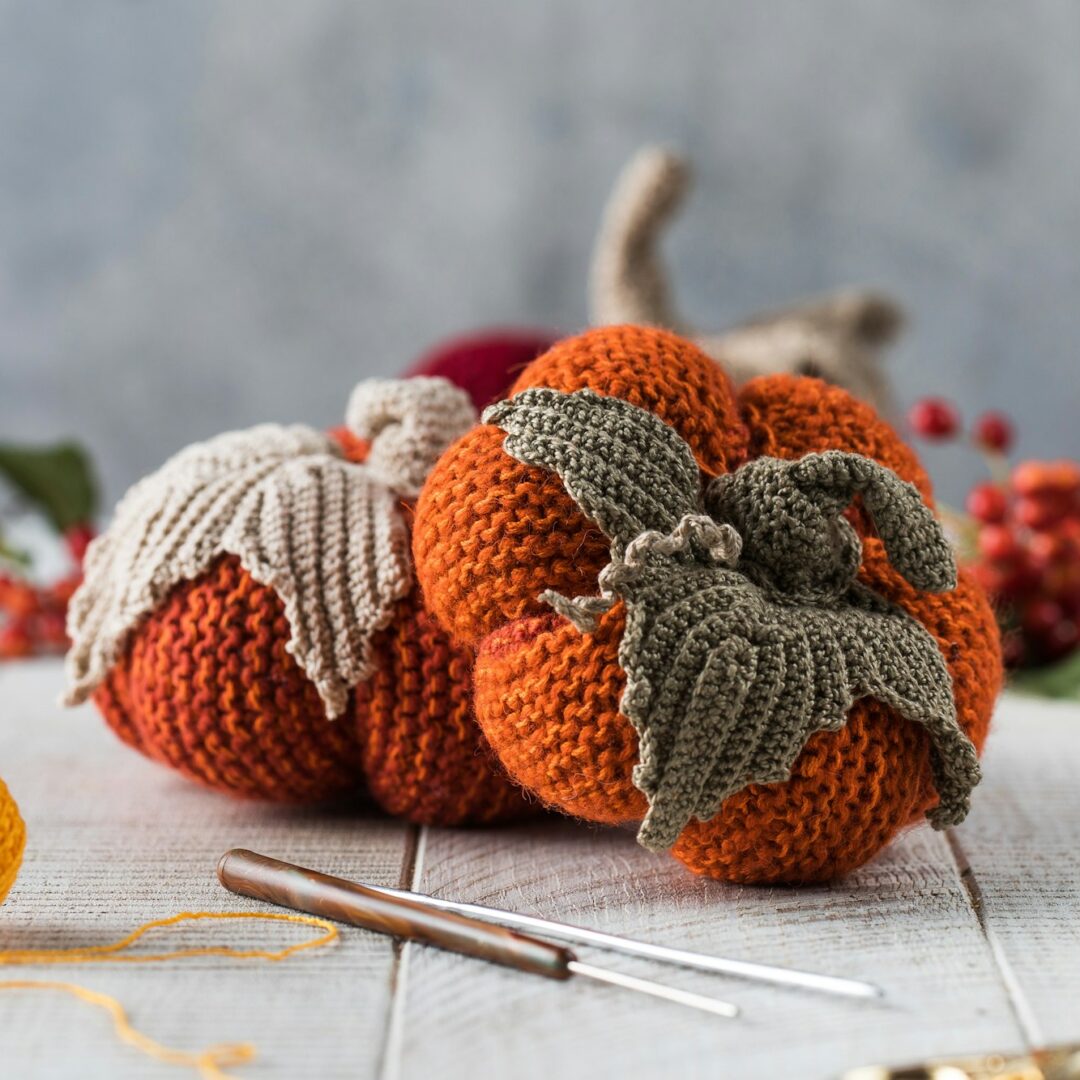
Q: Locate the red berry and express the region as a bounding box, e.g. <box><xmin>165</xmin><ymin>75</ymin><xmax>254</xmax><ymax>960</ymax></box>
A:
<box><xmin>35</xmin><ymin>610</ymin><xmax>68</xmax><ymax>649</ymax></box>
<box><xmin>908</xmin><ymin>398</ymin><xmax>960</xmax><ymax>440</ymax></box>
<box><xmin>65</xmin><ymin>522</ymin><xmax>95</xmax><ymax>564</ymax></box>
<box><xmin>966</xmin><ymin>483</ymin><xmax>1008</xmax><ymax>524</ymax></box>
<box><xmin>1026</xmin><ymin>529</ymin><xmax>1078</xmax><ymax>572</ymax></box>
<box><xmin>1015</xmin><ymin>494</ymin><xmax>1066</xmax><ymax>531</ymax></box>
<box><xmin>978</xmin><ymin>524</ymin><xmax>1021</xmax><ymax>562</ymax></box>
<box><xmin>1013</xmin><ymin>460</ymin><xmax>1080</xmax><ymax>498</ymax></box>
<box><xmin>0</xmin><ymin>580</ymin><xmax>38</xmax><ymax>620</ymax></box>
<box><xmin>1023</xmin><ymin>599</ymin><xmax>1064</xmax><ymax>636</ymax></box>
<box><xmin>973</xmin><ymin>411</ymin><xmax>1014</xmax><ymax>453</ymax></box>
<box><xmin>48</xmin><ymin>573</ymin><xmax>82</xmax><ymax>606</ymax></box>
<box><xmin>0</xmin><ymin>622</ymin><xmax>33</xmax><ymax>660</ymax></box>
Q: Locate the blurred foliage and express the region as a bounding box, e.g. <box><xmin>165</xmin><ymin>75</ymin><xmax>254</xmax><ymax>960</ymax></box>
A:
<box><xmin>0</xmin><ymin>442</ymin><xmax>98</xmax><ymax>533</ymax></box>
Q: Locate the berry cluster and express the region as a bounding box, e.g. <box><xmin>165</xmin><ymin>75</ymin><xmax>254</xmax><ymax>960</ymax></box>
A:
<box><xmin>909</xmin><ymin>399</ymin><xmax>1079</xmax><ymax>668</ymax></box>
<box><xmin>0</xmin><ymin>524</ymin><xmax>91</xmax><ymax>660</ymax></box>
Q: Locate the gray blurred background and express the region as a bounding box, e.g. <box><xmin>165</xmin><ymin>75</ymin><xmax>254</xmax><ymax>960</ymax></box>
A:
<box><xmin>2</xmin><ymin>0</ymin><xmax>1079</xmax><ymax>509</ymax></box>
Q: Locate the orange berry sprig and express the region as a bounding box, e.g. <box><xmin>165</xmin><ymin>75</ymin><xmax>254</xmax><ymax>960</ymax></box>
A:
<box><xmin>908</xmin><ymin>398</ymin><xmax>1079</xmax><ymax>669</ymax></box>
<box><xmin>0</xmin><ymin>523</ymin><xmax>92</xmax><ymax>660</ymax></box>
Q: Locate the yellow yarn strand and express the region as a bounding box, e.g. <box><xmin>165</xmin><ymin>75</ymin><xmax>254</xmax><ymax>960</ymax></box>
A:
<box><xmin>0</xmin><ymin>910</ymin><xmax>339</xmax><ymax>1078</ymax></box>
<box><xmin>0</xmin><ymin>980</ymin><xmax>255</xmax><ymax>1080</ymax></box>
<box><xmin>0</xmin><ymin>909</ymin><xmax>339</xmax><ymax>966</ymax></box>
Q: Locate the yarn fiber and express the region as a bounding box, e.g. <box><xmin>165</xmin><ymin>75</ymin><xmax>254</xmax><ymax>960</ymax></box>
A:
<box><xmin>79</xmin><ymin>378</ymin><xmax>531</xmax><ymax>824</ymax></box>
<box><xmin>1</xmin><ymin>776</ymin><xmax>25</xmax><ymax>903</ymax></box>
<box><xmin>484</xmin><ymin>388</ymin><xmax>979</xmax><ymax>851</ymax></box>
<box><xmin>414</xmin><ymin>325</ymin><xmax>1002</xmax><ymax>884</ymax></box>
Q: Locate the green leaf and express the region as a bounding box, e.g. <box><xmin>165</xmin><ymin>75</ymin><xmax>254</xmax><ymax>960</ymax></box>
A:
<box><xmin>1010</xmin><ymin>651</ymin><xmax>1080</xmax><ymax>701</ymax></box>
<box><xmin>0</xmin><ymin>441</ymin><xmax>98</xmax><ymax>532</ymax></box>
<box><xmin>0</xmin><ymin>531</ymin><xmax>31</xmax><ymax>568</ymax></box>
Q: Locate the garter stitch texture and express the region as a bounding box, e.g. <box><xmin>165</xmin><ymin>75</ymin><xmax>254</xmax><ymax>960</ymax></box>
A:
<box><xmin>414</xmin><ymin>325</ymin><xmax>1002</xmax><ymax>883</ymax></box>
<box><xmin>485</xmin><ymin>389</ymin><xmax>978</xmax><ymax>851</ymax></box>
<box><xmin>77</xmin><ymin>378</ymin><xmax>531</xmax><ymax>823</ymax></box>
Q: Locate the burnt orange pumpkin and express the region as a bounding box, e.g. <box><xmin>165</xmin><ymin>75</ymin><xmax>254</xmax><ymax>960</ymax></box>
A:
<box><xmin>413</xmin><ymin>325</ymin><xmax>1001</xmax><ymax>883</ymax></box>
<box><xmin>90</xmin><ymin>416</ymin><xmax>531</xmax><ymax>826</ymax></box>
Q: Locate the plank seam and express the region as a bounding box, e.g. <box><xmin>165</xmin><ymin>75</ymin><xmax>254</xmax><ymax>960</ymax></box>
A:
<box><xmin>378</xmin><ymin>824</ymin><xmax>428</xmax><ymax>1080</ymax></box>
<box><xmin>945</xmin><ymin>829</ymin><xmax>1044</xmax><ymax>1049</ymax></box>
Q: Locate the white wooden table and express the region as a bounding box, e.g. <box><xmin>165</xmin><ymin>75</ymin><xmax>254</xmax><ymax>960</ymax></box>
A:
<box><xmin>0</xmin><ymin>659</ymin><xmax>1077</xmax><ymax>1079</ymax></box>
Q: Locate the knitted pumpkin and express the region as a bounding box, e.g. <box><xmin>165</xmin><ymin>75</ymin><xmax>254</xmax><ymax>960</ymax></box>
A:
<box><xmin>0</xmin><ymin>776</ymin><xmax>25</xmax><ymax>903</ymax></box>
<box><xmin>413</xmin><ymin>325</ymin><xmax>1002</xmax><ymax>883</ymax></box>
<box><xmin>65</xmin><ymin>378</ymin><xmax>530</xmax><ymax>827</ymax></box>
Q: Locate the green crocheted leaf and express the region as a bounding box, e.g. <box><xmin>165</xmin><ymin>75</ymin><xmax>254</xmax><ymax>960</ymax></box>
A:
<box><xmin>707</xmin><ymin>450</ymin><xmax>957</xmax><ymax>601</ymax></box>
<box><xmin>486</xmin><ymin>388</ymin><xmax>977</xmax><ymax>852</ymax></box>
<box><xmin>483</xmin><ymin>388</ymin><xmax>701</xmax><ymax>554</ymax></box>
<box><xmin>620</xmin><ymin>558</ymin><xmax>978</xmax><ymax>852</ymax></box>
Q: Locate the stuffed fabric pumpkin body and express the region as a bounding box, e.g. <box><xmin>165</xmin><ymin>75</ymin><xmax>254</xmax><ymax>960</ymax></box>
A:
<box><xmin>75</xmin><ymin>378</ymin><xmax>531</xmax><ymax>826</ymax></box>
<box><xmin>414</xmin><ymin>326</ymin><xmax>1001</xmax><ymax>883</ymax></box>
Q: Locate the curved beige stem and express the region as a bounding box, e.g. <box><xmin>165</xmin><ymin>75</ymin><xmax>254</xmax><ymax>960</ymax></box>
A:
<box><xmin>588</xmin><ymin>147</ymin><xmax>904</xmax><ymax>415</ymax></box>
<box><xmin>588</xmin><ymin>146</ymin><xmax>692</xmax><ymax>331</ymax></box>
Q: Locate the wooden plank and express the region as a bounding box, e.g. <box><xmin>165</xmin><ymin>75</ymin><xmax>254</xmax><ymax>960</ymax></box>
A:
<box><xmin>952</xmin><ymin>693</ymin><xmax>1080</xmax><ymax>1048</ymax></box>
<box><xmin>394</xmin><ymin>813</ymin><xmax>1025</xmax><ymax>1079</ymax></box>
<box><xmin>0</xmin><ymin>659</ymin><xmax>410</xmax><ymax>1080</ymax></box>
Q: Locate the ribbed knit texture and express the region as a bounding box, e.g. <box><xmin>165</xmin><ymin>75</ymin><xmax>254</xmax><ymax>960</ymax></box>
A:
<box><xmin>415</xmin><ymin>325</ymin><xmax>1002</xmax><ymax>884</ymax></box>
<box><xmin>0</xmin><ymin>776</ymin><xmax>25</xmax><ymax>903</ymax></box>
<box><xmin>357</xmin><ymin>599</ymin><xmax>535</xmax><ymax>825</ymax></box>
<box><xmin>94</xmin><ymin>554</ymin><xmax>532</xmax><ymax>818</ymax></box>
<box><xmin>485</xmin><ymin>388</ymin><xmax>978</xmax><ymax>851</ymax></box>
<box><xmin>94</xmin><ymin>554</ymin><xmax>366</xmax><ymax>801</ymax></box>
<box><xmin>83</xmin><ymin>377</ymin><xmax>529</xmax><ymax>823</ymax></box>
<box><xmin>414</xmin><ymin>325</ymin><xmax>749</xmax><ymax>646</ymax></box>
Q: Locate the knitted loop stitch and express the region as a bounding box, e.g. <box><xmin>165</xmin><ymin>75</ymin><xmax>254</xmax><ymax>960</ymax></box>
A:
<box><xmin>72</xmin><ymin>377</ymin><xmax>531</xmax><ymax>824</ymax></box>
<box><xmin>414</xmin><ymin>324</ymin><xmax>1002</xmax><ymax>883</ymax></box>
<box><xmin>486</xmin><ymin>388</ymin><xmax>979</xmax><ymax>852</ymax></box>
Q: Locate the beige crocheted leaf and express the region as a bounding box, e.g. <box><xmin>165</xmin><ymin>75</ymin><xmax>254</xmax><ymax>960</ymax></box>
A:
<box><xmin>63</xmin><ymin>423</ymin><xmax>411</xmax><ymax>719</ymax></box>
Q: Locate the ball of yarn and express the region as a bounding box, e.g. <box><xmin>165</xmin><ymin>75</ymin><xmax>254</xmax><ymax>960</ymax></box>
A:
<box><xmin>413</xmin><ymin>325</ymin><xmax>1002</xmax><ymax>883</ymax></box>
<box><xmin>0</xmin><ymin>776</ymin><xmax>25</xmax><ymax>903</ymax></box>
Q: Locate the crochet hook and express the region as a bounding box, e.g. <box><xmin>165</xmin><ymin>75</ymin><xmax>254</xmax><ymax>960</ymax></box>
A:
<box><xmin>217</xmin><ymin>849</ymin><xmax>738</xmax><ymax>1019</ymax></box>
<box><xmin>358</xmin><ymin>878</ymin><xmax>883</xmax><ymax>1001</ymax></box>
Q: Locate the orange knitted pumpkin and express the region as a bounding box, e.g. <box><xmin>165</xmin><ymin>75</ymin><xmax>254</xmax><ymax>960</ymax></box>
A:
<box><xmin>69</xmin><ymin>378</ymin><xmax>531</xmax><ymax>827</ymax></box>
<box><xmin>413</xmin><ymin>326</ymin><xmax>1001</xmax><ymax>883</ymax></box>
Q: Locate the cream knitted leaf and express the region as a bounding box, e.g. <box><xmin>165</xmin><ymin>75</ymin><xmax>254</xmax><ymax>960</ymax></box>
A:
<box><xmin>64</xmin><ymin>377</ymin><xmax>477</xmax><ymax>719</ymax></box>
<box><xmin>62</xmin><ymin>423</ymin><xmax>406</xmax><ymax>718</ymax></box>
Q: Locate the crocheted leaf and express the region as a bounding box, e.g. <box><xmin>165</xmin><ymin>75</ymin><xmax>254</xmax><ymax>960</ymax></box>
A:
<box><xmin>620</xmin><ymin>556</ymin><xmax>979</xmax><ymax>852</ymax></box>
<box><xmin>484</xmin><ymin>386</ymin><xmax>976</xmax><ymax>851</ymax></box>
<box><xmin>63</xmin><ymin>423</ymin><xmax>411</xmax><ymax>720</ymax></box>
<box><xmin>483</xmin><ymin>388</ymin><xmax>701</xmax><ymax>554</ymax></box>
<box><xmin>707</xmin><ymin>450</ymin><xmax>957</xmax><ymax>602</ymax></box>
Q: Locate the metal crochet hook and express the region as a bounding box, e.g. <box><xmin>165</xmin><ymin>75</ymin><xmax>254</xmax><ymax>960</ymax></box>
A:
<box><xmin>217</xmin><ymin>849</ymin><xmax>738</xmax><ymax>1020</ymax></box>
<box><xmin>363</xmin><ymin>873</ymin><xmax>882</xmax><ymax>1000</ymax></box>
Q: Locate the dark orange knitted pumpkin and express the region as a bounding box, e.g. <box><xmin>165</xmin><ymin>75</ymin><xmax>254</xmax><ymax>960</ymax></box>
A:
<box><xmin>413</xmin><ymin>326</ymin><xmax>1001</xmax><ymax>883</ymax></box>
<box><xmin>68</xmin><ymin>377</ymin><xmax>531</xmax><ymax>827</ymax></box>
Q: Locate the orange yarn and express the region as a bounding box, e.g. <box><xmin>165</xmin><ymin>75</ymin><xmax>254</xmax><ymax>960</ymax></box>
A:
<box><xmin>0</xmin><ymin>775</ymin><xmax>25</xmax><ymax>903</ymax></box>
<box><xmin>92</xmin><ymin>429</ymin><xmax>530</xmax><ymax>823</ymax></box>
<box><xmin>414</xmin><ymin>325</ymin><xmax>749</xmax><ymax>646</ymax></box>
<box><xmin>94</xmin><ymin>555</ymin><xmax>529</xmax><ymax>823</ymax></box>
<box><xmin>357</xmin><ymin>597</ymin><xmax>534</xmax><ymax>825</ymax></box>
<box><xmin>415</xmin><ymin>325</ymin><xmax>1002</xmax><ymax>884</ymax></box>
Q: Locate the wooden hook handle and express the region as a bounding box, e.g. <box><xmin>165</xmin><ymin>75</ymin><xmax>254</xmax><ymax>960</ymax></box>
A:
<box><xmin>217</xmin><ymin>849</ymin><xmax>573</xmax><ymax>981</ymax></box>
